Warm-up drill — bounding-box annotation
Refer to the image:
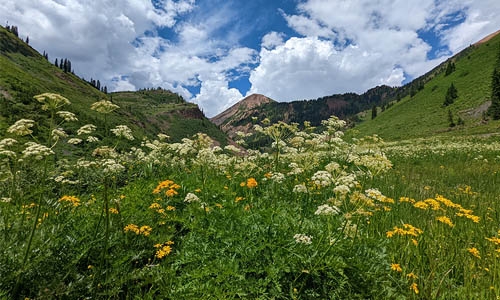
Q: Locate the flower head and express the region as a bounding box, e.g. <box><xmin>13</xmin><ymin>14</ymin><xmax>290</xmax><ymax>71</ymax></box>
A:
<box><xmin>90</xmin><ymin>100</ymin><xmax>119</xmax><ymax>114</ymax></box>
<box><xmin>34</xmin><ymin>93</ymin><xmax>70</xmax><ymax>111</ymax></box>
<box><xmin>7</xmin><ymin>119</ymin><xmax>35</xmax><ymax>136</ymax></box>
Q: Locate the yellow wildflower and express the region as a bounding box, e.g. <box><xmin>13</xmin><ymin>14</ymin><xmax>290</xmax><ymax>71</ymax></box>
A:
<box><xmin>486</xmin><ymin>236</ymin><xmax>500</xmax><ymax>246</ymax></box>
<box><xmin>109</xmin><ymin>208</ymin><xmax>119</xmax><ymax>214</ymax></box>
<box><xmin>149</xmin><ymin>203</ymin><xmax>162</xmax><ymax>210</ymax></box>
<box><xmin>411</xmin><ymin>239</ymin><xmax>419</xmax><ymax>246</ymax></box>
<box><xmin>413</xmin><ymin>201</ymin><xmax>429</xmax><ymax>210</ymax></box>
<box><xmin>246</xmin><ymin>178</ymin><xmax>258</xmax><ymax>189</ymax></box>
<box><xmin>166</xmin><ymin>206</ymin><xmax>176</xmax><ymax>211</ymax></box>
<box><xmin>58</xmin><ymin>195</ymin><xmax>81</xmax><ymax>207</ymax></box>
<box><xmin>140</xmin><ymin>225</ymin><xmax>152</xmax><ymax>236</ymax></box>
<box><xmin>124</xmin><ymin>224</ymin><xmax>140</xmax><ymax>234</ymax></box>
<box><xmin>410</xmin><ymin>283</ymin><xmax>419</xmax><ymax>294</ymax></box>
<box><xmin>235</xmin><ymin>196</ymin><xmax>244</xmax><ymax>202</ymax></box>
<box><xmin>467</xmin><ymin>247</ymin><xmax>481</xmax><ymax>259</ymax></box>
<box><xmin>195</xmin><ymin>188</ymin><xmax>202</xmax><ymax>193</ymax></box>
<box><xmin>436</xmin><ymin>216</ymin><xmax>454</xmax><ymax>227</ymax></box>
<box><xmin>424</xmin><ymin>198</ymin><xmax>441</xmax><ymax>210</ymax></box>
<box><xmin>165</xmin><ymin>189</ymin><xmax>178</xmax><ymax>197</ymax></box>
<box><xmin>391</xmin><ymin>263</ymin><xmax>402</xmax><ymax>272</ymax></box>
<box><xmin>399</xmin><ymin>197</ymin><xmax>415</xmax><ymax>204</ymax></box>
<box><xmin>215</xmin><ymin>203</ymin><xmax>223</xmax><ymax>209</ymax></box>
<box><xmin>155</xmin><ymin>245</ymin><xmax>172</xmax><ymax>259</ymax></box>
<box><xmin>407</xmin><ymin>272</ymin><xmax>418</xmax><ymax>279</ymax></box>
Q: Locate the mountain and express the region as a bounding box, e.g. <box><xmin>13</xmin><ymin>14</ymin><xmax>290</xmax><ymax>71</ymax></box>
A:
<box><xmin>0</xmin><ymin>25</ymin><xmax>227</xmax><ymax>145</ymax></box>
<box><xmin>210</xmin><ymin>94</ymin><xmax>275</xmax><ymax>136</ymax></box>
<box><xmin>212</xmin><ymin>86</ymin><xmax>398</xmax><ymax>138</ymax></box>
<box><xmin>352</xmin><ymin>30</ymin><xmax>500</xmax><ymax>140</ymax></box>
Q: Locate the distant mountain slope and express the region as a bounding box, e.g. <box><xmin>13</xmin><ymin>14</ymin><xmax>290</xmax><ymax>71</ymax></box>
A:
<box><xmin>210</xmin><ymin>94</ymin><xmax>274</xmax><ymax>136</ymax></box>
<box><xmin>0</xmin><ymin>25</ymin><xmax>227</xmax><ymax>145</ymax></box>
<box><xmin>352</xmin><ymin>30</ymin><xmax>500</xmax><ymax>140</ymax></box>
<box><xmin>212</xmin><ymin>85</ymin><xmax>398</xmax><ymax>138</ymax></box>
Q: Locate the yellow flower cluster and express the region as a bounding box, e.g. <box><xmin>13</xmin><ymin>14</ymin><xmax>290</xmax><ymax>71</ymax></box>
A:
<box><xmin>245</xmin><ymin>177</ymin><xmax>258</xmax><ymax>189</ymax></box>
<box><xmin>391</xmin><ymin>263</ymin><xmax>402</xmax><ymax>272</ymax></box>
<box><xmin>386</xmin><ymin>224</ymin><xmax>423</xmax><ymax>238</ymax></box>
<box><xmin>124</xmin><ymin>224</ymin><xmax>152</xmax><ymax>236</ymax></box>
<box><xmin>153</xmin><ymin>179</ymin><xmax>181</xmax><ymax>197</ymax></box>
<box><xmin>154</xmin><ymin>241</ymin><xmax>174</xmax><ymax>259</ymax></box>
<box><xmin>58</xmin><ymin>195</ymin><xmax>81</xmax><ymax>207</ymax></box>
<box><xmin>467</xmin><ymin>247</ymin><xmax>481</xmax><ymax>259</ymax></box>
<box><xmin>436</xmin><ymin>216</ymin><xmax>454</xmax><ymax>227</ymax></box>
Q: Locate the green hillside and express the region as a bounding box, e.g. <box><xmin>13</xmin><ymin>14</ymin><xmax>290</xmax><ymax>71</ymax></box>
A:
<box><xmin>0</xmin><ymin>25</ymin><xmax>227</xmax><ymax>145</ymax></box>
<box><xmin>352</xmin><ymin>32</ymin><xmax>500</xmax><ymax>140</ymax></box>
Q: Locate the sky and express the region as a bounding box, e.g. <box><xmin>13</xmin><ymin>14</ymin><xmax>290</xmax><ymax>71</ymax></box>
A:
<box><xmin>2</xmin><ymin>0</ymin><xmax>500</xmax><ymax>117</ymax></box>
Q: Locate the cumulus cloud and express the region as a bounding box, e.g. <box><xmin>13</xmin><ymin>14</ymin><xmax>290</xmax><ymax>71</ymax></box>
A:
<box><xmin>250</xmin><ymin>0</ymin><xmax>500</xmax><ymax>103</ymax></box>
<box><xmin>2</xmin><ymin>0</ymin><xmax>500</xmax><ymax>117</ymax></box>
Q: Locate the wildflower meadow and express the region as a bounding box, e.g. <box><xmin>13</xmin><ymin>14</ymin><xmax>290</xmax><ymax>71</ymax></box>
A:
<box><xmin>1</xmin><ymin>93</ymin><xmax>500</xmax><ymax>299</ymax></box>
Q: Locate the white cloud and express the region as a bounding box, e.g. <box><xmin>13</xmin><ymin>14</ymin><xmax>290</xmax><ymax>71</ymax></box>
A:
<box><xmin>262</xmin><ymin>32</ymin><xmax>285</xmax><ymax>49</ymax></box>
<box><xmin>2</xmin><ymin>0</ymin><xmax>500</xmax><ymax>118</ymax></box>
<box><xmin>250</xmin><ymin>0</ymin><xmax>500</xmax><ymax>104</ymax></box>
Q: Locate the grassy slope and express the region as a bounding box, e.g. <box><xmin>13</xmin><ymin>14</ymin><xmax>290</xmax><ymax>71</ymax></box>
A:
<box><xmin>0</xmin><ymin>26</ymin><xmax>227</xmax><ymax>144</ymax></box>
<box><xmin>352</xmin><ymin>33</ymin><xmax>500</xmax><ymax>140</ymax></box>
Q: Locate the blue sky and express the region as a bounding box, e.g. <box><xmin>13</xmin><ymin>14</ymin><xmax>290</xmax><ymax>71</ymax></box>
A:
<box><xmin>2</xmin><ymin>0</ymin><xmax>500</xmax><ymax>117</ymax></box>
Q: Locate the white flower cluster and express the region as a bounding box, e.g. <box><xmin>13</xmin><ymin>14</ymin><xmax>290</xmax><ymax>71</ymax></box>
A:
<box><xmin>22</xmin><ymin>142</ymin><xmax>54</xmax><ymax>160</ymax></box>
<box><xmin>111</xmin><ymin>125</ymin><xmax>134</xmax><ymax>140</ymax></box>
<box><xmin>184</xmin><ymin>193</ymin><xmax>200</xmax><ymax>203</ymax></box>
<box><xmin>34</xmin><ymin>93</ymin><xmax>70</xmax><ymax>111</ymax></box>
<box><xmin>265</xmin><ymin>172</ymin><xmax>285</xmax><ymax>184</ymax></box>
<box><xmin>293</xmin><ymin>233</ymin><xmax>313</xmax><ymax>245</ymax></box>
<box><xmin>77</xmin><ymin>124</ymin><xmax>97</xmax><ymax>135</ymax></box>
<box><xmin>51</xmin><ymin>128</ymin><xmax>68</xmax><ymax>141</ymax></box>
<box><xmin>67</xmin><ymin>138</ymin><xmax>82</xmax><ymax>145</ymax></box>
<box><xmin>287</xmin><ymin>162</ymin><xmax>303</xmax><ymax>175</ymax></box>
<box><xmin>56</xmin><ymin>111</ymin><xmax>78</xmax><ymax>122</ymax></box>
<box><xmin>102</xmin><ymin>159</ymin><xmax>125</xmax><ymax>174</ymax></box>
<box><xmin>314</xmin><ymin>204</ymin><xmax>340</xmax><ymax>216</ymax></box>
<box><xmin>292</xmin><ymin>184</ymin><xmax>308</xmax><ymax>193</ymax></box>
<box><xmin>224</xmin><ymin>145</ymin><xmax>241</xmax><ymax>153</ymax></box>
<box><xmin>311</xmin><ymin>170</ymin><xmax>333</xmax><ymax>187</ymax></box>
<box><xmin>7</xmin><ymin>119</ymin><xmax>35</xmax><ymax>136</ymax></box>
<box><xmin>90</xmin><ymin>100</ymin><xmax>119</xmax><ymax>114</ymax></box>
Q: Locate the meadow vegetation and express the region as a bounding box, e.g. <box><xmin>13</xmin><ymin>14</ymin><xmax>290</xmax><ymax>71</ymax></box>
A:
<box><xmin>1</xmin><ymin>93</ymin><xmax>499</xmax><ymax>299</ymax></box>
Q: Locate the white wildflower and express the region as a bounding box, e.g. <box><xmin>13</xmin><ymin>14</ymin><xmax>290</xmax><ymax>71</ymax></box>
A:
<box><xmin>184</xmin><ymin>193</ymin><xmax>200</xmax><ymax>203</ymax></box>
<box><xmin>111</xmin><ymin>125</ymin><xmax>134</xmax><ymax>140</ymax></box>
<box><xmin>51</xmin><ymin>128</ymin><xmax>68</xmax><ymax>141</ymax></box>
<box><xmin>224</xmin><ymin>145</ymin><xmax>241</xmax><ymax>153</ymax></box>
<box><xmin>86</xmin><ymin>136</ymin><xmax>99</xmax><ymax>143</ymax></box>
<box><xmin>7</xmin><ymin>119</ymin><xmax>35</xmax><ymax>136</ymax></box>
<box><xmin>77</xmin><ymin>124</ymin><xmax>97</xmax><ymax>135</ymax></box>
<box><xmin>56</xmin><ymin>111</ymin><xmax>78</xmax><ymax>122</ymax></box>
<box><xmin>67</xmin><ymin>138</ymin><xmax>82</xmax><ymax>145</ymax></box>
<box><xmin>102</xmin><ymin>159</ymin><xmax>125</xmax><ymax>174</ymax></box>
<box><xmin>315</xmin><ymin>204</ymin><xmax>340</xmax><ymax>216</ymax></box>
<box><xmin>34</xmin><ymin>93</ymin><xmax>70</xmax><ymax>110</ymax></box>
<box><xmin>22</xmin><ymin>142</ymin><xmax>54</xmax><ymax>160</ymax></box>
<box><xmin>294</xmin><ymin>233</ymin><xmax>312</xmax><ymax>245</ymax></box>
<box><xmin>333</xmin><ymin>184</ymin><xmax>351</xmax><ymax>195</ymax></box>
<box><xmin>311</xmin><ymin>170</ymin><xmax>333</xmax><ymax>187</ymax></box>
<box><xmin>90</xmin><ymin>100</ymin><xmax>119</xmax><ymax>114</ymax></box>
<box><xmin>0</xmin><ymin>138</ymin><xmax>18</xmax><ymax>147</ymax></box>
<box><xmin>293</xmin><ymin>184</ymin><xmax>308</xmax><ymax>193</ymax></box>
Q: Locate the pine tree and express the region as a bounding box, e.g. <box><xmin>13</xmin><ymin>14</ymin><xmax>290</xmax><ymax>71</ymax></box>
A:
<box><xmin>488</xmin><ymin>68</ymin><xmax>500</xmax><ymax>119</ymax></box>
<box><xmin>59</xmin><ymin>58</ymin><xmax>64</xmax><ymax>69</ymax></box>
<box><xmin>25</xmin><ymin>36</ymin><xmax>29</xmax><ymax>44</ymax></box>
<box><xmin>445</xmin><ymin>61</ymin><xmax>456</xmax><ymax>76</ymax></box>
<box><xmin>63</xmin><ymin>59</ymin><xmax>68</xmax><ymax>72</ymax></box>
<box><xmin>96</xmin><ymin>80</ymin><xmax>101</xmax><ymax>91</ymax></box>
<box><xmin>54</xmin><ymin>58</ymin><xmax>58</xmax><ymax>67</ymax></box>
<box><xmin>371</xmin><ymin>105</ymin><xmax>377</xmax><ymax>119</ymax></box>
<box><xmin>443</xmin><ymin>83</ymin><xmax>458</xmax><ymax>106</ymax></box>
